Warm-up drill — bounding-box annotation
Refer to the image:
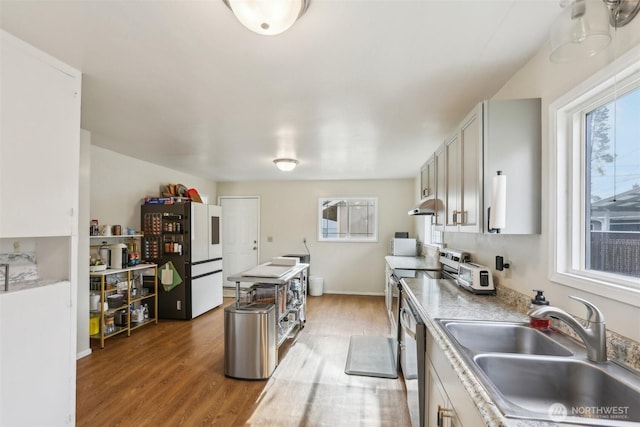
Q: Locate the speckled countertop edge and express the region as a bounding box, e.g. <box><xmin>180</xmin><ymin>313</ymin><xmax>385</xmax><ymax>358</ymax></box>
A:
<box><xmin>400</xmin><ymin>273</ymin><xmax>639</xmax><ymax>427</ymax></box>
<box><xmin>0</xmin><ymin>278</ymin><xmax>63</xmax><ymax>294</ymax></box>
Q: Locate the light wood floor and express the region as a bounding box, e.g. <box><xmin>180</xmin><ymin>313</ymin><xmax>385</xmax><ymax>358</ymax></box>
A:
<box><xmin>76</xmin><ymin>294</ymin><xmax>411</xmax><ymax>426</ymax></box>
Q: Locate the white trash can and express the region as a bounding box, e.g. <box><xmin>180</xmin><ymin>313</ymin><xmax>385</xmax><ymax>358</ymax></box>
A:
<box><xmin>309</xmin><ymin>276</ymin><xmax>324</xmax><ymax>296</ymax></box>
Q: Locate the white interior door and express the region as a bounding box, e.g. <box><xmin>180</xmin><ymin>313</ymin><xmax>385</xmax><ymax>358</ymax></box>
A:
<box><xmin>219</xmin><ymin>196</ymin><xmax>260</xmax><ymax>287</ymax></box>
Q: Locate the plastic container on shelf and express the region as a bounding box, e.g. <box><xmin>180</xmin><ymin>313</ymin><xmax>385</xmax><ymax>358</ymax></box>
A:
<box><xmin>89</xmin><ymin>314</ymin><xmax>100</xmax><ymax>335</ymax></box>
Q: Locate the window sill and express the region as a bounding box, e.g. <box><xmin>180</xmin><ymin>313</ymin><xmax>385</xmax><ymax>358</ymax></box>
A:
<box><xmin>550</xmin><ymin>271</ymin><xmax>640</xmax><ymax>308</ymax></box>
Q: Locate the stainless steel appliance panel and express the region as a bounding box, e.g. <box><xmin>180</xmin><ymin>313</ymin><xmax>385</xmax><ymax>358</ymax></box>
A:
<box><xmin>224</xmin><ymin>303</ymin><xmax>276</xmax><ymax>380</ymax></box>
<box><xmin>400</xmin><ymin>294</ymin><xmax>426</xmax><ymax>427</ymax></box>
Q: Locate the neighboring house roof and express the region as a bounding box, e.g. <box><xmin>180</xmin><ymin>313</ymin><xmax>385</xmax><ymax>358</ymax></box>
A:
<box><xmin>592</xmin><ymin>187</ymin><xmax>640</xmax><ymax>214</ymax></box>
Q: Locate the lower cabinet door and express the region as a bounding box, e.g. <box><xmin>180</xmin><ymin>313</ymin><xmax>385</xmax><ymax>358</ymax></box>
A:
<box><xmin>427</xmin><ymin>362</ymin><xmax>460</xmax><ymax>427</ymax></box>
<box><xmin>0</xmin><ymin>281</ymin><xmax>73</xmax><ymax>426</ymax></box>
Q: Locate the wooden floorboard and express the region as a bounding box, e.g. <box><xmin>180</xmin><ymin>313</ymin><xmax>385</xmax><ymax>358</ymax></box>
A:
<box><xmin>76</xmin><ymin>294</ymin><xmax>410</xmax><ymax>426</ymax></box>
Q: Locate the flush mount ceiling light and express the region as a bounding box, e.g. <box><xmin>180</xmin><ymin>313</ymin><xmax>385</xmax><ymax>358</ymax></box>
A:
<box><xmin>550</xmin><ymin>0</ymin><xmax>640</xmax><ymax>63</ymax></box>
<box><xmin>273</xmin><ymin>158</ymin><xmax>298</xmax><ymax>172</ymax></box>
<box><xmin>222</xmin><ymin>0</ymin><xmax>311</xmax><ymax>36</ymax></box>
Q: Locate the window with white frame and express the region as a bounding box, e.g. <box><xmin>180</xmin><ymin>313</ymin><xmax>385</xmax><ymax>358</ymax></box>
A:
<box><xmin>318</xmin><ymin>197</ymin><xmax>378</xmax><ymax>242</ymax></box>
<box><xmin>551</xmin><ymin>47</ymin><xmax>640</xmax><ymax>305</ymax></box>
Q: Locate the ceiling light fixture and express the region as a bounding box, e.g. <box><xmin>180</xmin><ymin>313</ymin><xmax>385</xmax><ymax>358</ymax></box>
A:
<box><xmin>222</xmin><ymin>0</ymin><xmax>311</xmax><ymax>36</ymax></box>
<box><xmin>549</xmin><ymin>0</ymin><xmax>640</xmax><ymax>63</ymax></box>
<box><xmin>273</xmin><ymin>158</ymin><xmax>298</xmax><ymax>172</ymax></box>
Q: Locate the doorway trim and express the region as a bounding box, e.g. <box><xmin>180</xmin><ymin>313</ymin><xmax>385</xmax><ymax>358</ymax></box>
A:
<box><xmin>218</xmin><ymin>195</ymin><xmax>261</xmax><ymax>297</ymax></box>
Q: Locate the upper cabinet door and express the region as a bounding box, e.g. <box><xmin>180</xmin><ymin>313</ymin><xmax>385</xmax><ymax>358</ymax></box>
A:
<box><xmin>433</xmin><ymin>144</ymin><xmax>446</xmax><ymax>230</ymax></box>
<box><xmin>458</xmin><ymin>104</ymin><xmax>483</xmax><ymax>233</ymax></box>
<box><xmin>444</xmin><ymin>133</ymin><xmax>460</xmax><ymax>232</ymax></box>
<box><xmin>0</xmin><ymin>31</ymin><xmax>81</xmax><ymax>237</ymax></box>
<box><xmin>483</xmin><ymin>98</ymin><xmax>541</xmax><ymax>234</ymax></box>
<box><xmin>420</xmin><ymin>155</ymin><xmax>435</xmax><ymax>200</ymax></box>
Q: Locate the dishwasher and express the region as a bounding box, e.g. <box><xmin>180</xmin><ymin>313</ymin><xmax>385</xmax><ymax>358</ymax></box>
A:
<box><xmin>400</xmin><ymin>292</ymin><xmax>426</xmax><ymax>427</ymax></box>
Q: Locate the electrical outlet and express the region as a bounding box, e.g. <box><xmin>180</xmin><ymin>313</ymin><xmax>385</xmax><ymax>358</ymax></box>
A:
<box><xmin>303</xmin><ymin>237</ymin><xmax>307</xmax><ymax>244</ymax></box>
<box><xmin>177</xmin><ymin>300</ymin><xmax>181</xmax><ymax>310</ymax></box>
<box><xmin>13</xmin><ymin>241</ymin><xmax>20</xmax><ymax>252</ymax></box>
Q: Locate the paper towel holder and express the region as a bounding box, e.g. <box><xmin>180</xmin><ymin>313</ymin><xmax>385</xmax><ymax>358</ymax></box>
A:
<box><xmin>488</xmin><ymin>170</ymin><xmax>506</xmax><ymax>233</ymax></box>
<box><xmin>487</xmin><ymin>207</ymin><xmax>501</xmax><ymax>234</ymax></box>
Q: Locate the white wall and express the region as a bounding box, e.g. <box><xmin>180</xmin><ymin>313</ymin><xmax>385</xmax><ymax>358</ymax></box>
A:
<box><xmin>90</xmin><ymin>146</ymin><xmax>218</xmax><ymax>230</ymax></box>
<box><xmin>80</xmin><ymin>144</ymin><xmax>217</xmax><ymax>353</ymax></box>
<box><xmin>77</xmin><ymin>130</ymin><xmax>91</xmax><ymax>358</ymax></box>
<box><xmin>440</xmin><ymin>18</ymin><xmax>640</xmax><ymax>341</ymax></box>
<box><xmin>218</xmin><ymin>179</ymin><xmax>415</xmax><ymax>295</ymax></box>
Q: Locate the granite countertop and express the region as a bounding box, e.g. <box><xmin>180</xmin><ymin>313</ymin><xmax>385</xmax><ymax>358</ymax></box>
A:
<box><xmin>401</xmin><ymin>272</ymin><xmax>576</xmax><ymax>427</ymax></box>
<box><xmin>385</xmin><ymin>255</ymin><xmax>441</xmax><ymax>271</ymax></box>
<box><xmin>0</xmin><ymin>279</ymin><xmax>67</xmax><ymax>295</ymax></box>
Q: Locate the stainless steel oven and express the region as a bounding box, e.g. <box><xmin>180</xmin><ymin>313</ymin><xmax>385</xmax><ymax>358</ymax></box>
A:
<box><xmin>388</xmin><ymin>270</ymin><xmax>417</xmax><ymax>371</ymax></box>
<box><xmin>400</xmin><ymin>292</ymin><xmax>426</xmax><ymax>427</ymax></box>
<box><xmin>388</xmin><ymin>273</ymin><xmax>401</xmax><ymax>370</ymax></box>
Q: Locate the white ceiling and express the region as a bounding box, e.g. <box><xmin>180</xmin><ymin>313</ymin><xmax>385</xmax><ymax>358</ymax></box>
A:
<box><xmin>0</xmin><ymin>0</ymin><xmax>562</xmax><ymax>182</ymax></box>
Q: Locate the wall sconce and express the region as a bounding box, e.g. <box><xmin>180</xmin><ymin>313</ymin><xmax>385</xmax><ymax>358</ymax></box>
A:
<box><xmin>273</xmin><ymin>158</ymin><xmax>299</xmax><ymax>171</ymax></box>
<box><xmin>550</xmin><ymin>0</ymin><xmax>640</xmax><ymax>63</ymax></box>
<box><xmin>222</xmin><ymin>0</ymin><xmax>311</xmax><ymax>36</ymax></box>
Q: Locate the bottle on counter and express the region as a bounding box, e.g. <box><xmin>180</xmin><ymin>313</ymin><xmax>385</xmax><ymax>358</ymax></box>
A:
<box><xmin>529</xmin><ymin>289</ymin><xmax>551</xmax><ymax>331</ymax></box>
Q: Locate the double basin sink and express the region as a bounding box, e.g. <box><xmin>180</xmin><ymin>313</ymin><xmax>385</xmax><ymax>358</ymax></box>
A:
<box><xmin>436</xmin><ymin>319</ymin><xmax>640</xmax><ymax>425</ymax></box>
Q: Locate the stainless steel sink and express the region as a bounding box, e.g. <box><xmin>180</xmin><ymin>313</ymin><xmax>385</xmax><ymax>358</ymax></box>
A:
<box><xmin>474</xmin><ymin>354</ymin><xmax>640</xmax><ymax>425</ymax></box>
<box><xmin>438</xmin><ymin>319</ymin><xmax>573</xmax><ymax>356</ymax></box>
<box><xmin>436</xmin><ymin>319</ymin><xmax>640</xmax><ymax>425</ymax></box>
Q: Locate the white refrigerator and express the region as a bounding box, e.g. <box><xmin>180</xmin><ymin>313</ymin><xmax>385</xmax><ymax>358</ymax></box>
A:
<box><xmin>141</xmin><ymin>201</ymin><xmax>223</xmax><ymax>319</ymax></box>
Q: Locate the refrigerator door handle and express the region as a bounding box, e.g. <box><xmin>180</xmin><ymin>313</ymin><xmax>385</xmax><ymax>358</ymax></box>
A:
<box><xmin>192</xmin><ymin>269</ymin><xmax>223</xmax><ymax>280</ymax></box>
<box><xmin>192</xmin><ymin>257</ymin><xmax>223</xmax><ymax>266</ymax></box>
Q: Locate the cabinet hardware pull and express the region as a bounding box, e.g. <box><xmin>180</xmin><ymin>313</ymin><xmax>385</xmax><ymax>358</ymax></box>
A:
<box><xmin>437</xmin><ymin>405</ymin><xmax>454</xmax><ymax>427</ymax></box>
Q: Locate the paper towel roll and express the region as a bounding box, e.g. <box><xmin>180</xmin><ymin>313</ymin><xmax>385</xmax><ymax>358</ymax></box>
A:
<box><xmin>490</xmin><ymin>172</ymin><xmax>507</xmax><ymax>230</ymax></box>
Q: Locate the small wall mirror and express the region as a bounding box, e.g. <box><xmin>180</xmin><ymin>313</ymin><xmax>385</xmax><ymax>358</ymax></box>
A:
<box><xmin>318</xmin><ymin>197</ymin><xmax>378</xmax><ymax>242</ymax></box>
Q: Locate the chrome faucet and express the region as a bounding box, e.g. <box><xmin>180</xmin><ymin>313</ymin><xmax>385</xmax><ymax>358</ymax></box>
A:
<box><xmin>527</xmin><ymin>296</ymin><xmax>607</xmax><ymax>363</ymax></box>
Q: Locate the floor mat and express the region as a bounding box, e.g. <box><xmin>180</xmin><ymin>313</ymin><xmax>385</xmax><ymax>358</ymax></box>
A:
<box><xmin>344</xmin><ymin>335</ymin><xmax>397</xmax><ymax>379</ymax></box>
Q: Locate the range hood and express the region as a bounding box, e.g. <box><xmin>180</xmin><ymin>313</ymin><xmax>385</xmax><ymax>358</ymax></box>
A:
<box><xmin>408</xmin><ymin>198</ymin><xmax>440</xmax><ymax>216</ymax></box>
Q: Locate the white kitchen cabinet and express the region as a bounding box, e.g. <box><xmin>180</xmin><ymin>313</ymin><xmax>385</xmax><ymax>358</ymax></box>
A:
<box><xmin>426</xmin><ymin>329</ymin><xmax>483</xmax><ymax>427</ymax></box>
<box><xmin>0</xmin><ymin>30</ymin><xmax>81</xmax><ymax>238</ymax></box>
<box><xmin>0</xmin><ymin>281</ymin><xmax>74</xmax><ymax>426</ymax></box>
<box><xmin>433</xmin><ymin>98</ymin><xmax>540</xmax><ymax>234</ymax></box>
<box><xmin>442</xmin><ymin>104</ymin><xmax>484</xmax><ymax>233</ymax></box>
<box><xmin>420</xmin><ymin>155</ymin><xmax>436</xmax><ymax>200</ymax></box>
<box><xmin>443</xmin><ymin>132</ymin><xmax>460</xmax><ymax>231</ymax></box>
<box><xmin>458</xmin><ymin>105</ymin><xmax>483</xmax><ymax>233</ymax></box>
<box><xmin>427</xmin><ymin>361</ymin><xmax>459</xmax><ymax>427</ymax></box>
<box><xmin>433</xmin><ymin>144</ymin><xmax>447</xmax><ymax>229</ymax></box>
<box><xmin>482</xmin><ymin>98</ymin><xmax>541</xmax><ymax>234</ymax></box>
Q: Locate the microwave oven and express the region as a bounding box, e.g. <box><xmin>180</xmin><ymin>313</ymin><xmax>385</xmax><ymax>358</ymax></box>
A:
<box><xmin>391</xmin><ymin>238</ymin><xmax>417</xmax><ymax>256</ymax></box>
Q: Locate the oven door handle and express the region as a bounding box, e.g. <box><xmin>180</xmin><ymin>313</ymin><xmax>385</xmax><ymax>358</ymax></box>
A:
<box><xmin>400</xmin><ymin>306</ymin><xmax>416</xmax><ymax>340</ymax></box>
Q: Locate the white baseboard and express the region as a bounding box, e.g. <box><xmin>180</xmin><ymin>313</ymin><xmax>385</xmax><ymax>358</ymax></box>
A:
<box><xmin>76</xmin><ymin>348</ymin><xmax>92</xmax><ymax>360</ymax></box>
<box><xmin>310</xmin><ymin>290</ymin><xmax>385</xmax><ymax>296</ymax></box>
